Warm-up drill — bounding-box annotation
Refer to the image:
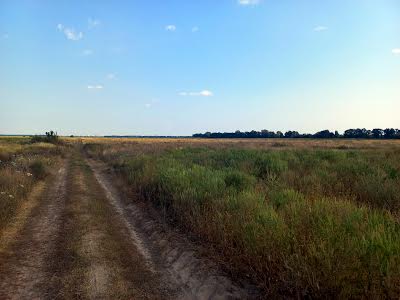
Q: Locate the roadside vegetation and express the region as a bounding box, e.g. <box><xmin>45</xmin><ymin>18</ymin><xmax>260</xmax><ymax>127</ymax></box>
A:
<box><xmin>85</xmin><ymin>140</ymin><xmax>400</xmax><ymax>298</ymax></box>
<box><xmin>0</xmin><ymin>136</ymin><xmax>65</xmax><ymax>230</ymax></box>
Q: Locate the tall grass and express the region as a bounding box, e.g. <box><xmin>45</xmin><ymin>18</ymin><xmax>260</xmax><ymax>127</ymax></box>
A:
<box><xmin>0</xmin><ymin>139</ymin><xmax>65</xmax><ymax>229</ymax></box>
<box><xmin>86</xmin><ymin>144</ymin><xmax>400</xmax><ymax>297</ymax></box>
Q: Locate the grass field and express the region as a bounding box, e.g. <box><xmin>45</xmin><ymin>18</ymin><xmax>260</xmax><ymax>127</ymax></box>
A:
<box><xmin>83</xmin><ymin>137</ymin><xmax>400</xmax><ymax>298</ymax></box>
<box><xmin>1</xmin><ymin>136</ymin><xmax>399</xmax><ymax>297</ymax></box>
<box><xmin>0</xmin><ymin>137</ymin><xmax>65</xmax><ymax>229</ymax></box>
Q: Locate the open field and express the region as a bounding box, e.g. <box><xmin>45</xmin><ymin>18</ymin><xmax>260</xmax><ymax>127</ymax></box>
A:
<box><xmin>83</xmin><ymin>137</ymin><xmax>400</xmax><ymax>298</ymax></box>
<box><xmin>68</xmin><ymin>136</ymin><xmax>400</xmax><ymax>150</ymax></box>
<box><xmin>1</xmin><ymin>136</ymin><xmax>400</xmax><ymax>298</ymax></box>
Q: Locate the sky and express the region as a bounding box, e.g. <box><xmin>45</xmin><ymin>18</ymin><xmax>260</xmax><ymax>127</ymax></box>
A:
<box><xmin>0</xmin><ymin>0</ymin><xmax>399</xmax><ymax>136</ymax></box>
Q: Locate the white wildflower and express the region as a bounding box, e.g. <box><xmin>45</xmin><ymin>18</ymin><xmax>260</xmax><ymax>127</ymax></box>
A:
<box><xmin>19</xmin><ymin>184</ymin><xmax>25</xmax><ymax>188</ymax></box>
<box><xmin>9</xmin><ymin>195</ymin><xmax>14</xmax><ymax>198</ymax></box>
<box><xmin>0</xmin><ymin>191</ymin><xmax>5</xmax><ymax>195</ymax></box>
<box><xmin>26</xmin><ymin>173</ymin><xmax>33</xmax><ymax>177</ymax></box>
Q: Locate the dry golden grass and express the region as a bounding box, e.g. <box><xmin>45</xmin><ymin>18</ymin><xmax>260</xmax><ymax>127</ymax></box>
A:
<box><xmin>66</xmin><ymin>136</ymin><xmax>400</xmax><ymax>151</ymax></box>
<box><xmin>0</xmin><ymin>138</ymin><xmax>65</xmax><ymax>230</ymax></box>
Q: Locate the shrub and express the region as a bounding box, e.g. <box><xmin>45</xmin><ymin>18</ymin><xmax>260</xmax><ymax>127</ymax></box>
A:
<box><xmin>269</xmin><ymin>188</ymin><xmax>304</xmax><ymax>209</ymax></box>
<box><xmin>224</xmin><ymin>170</ymin><xmax>256</xmax><ymax>192</ymax></box>
<box><xmin>255</xmin><ymin>153</ymin><xmax>288</xmax><ymax>179</ymax></box>
<box><xmin>31</xmin><ymin>130</ymin><xmax>59</xmax><ymax>144</ymax></box>
<box><xmin>29</xmin><ymin>160</ymin><xmax>47</xmax><ymax>179</ymax></box>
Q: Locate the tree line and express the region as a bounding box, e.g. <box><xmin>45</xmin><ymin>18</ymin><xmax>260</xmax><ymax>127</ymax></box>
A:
<box><xmin>192</xmin><ymin>128</ymin><xmax>400</xmax><ymax>139</ymax></box>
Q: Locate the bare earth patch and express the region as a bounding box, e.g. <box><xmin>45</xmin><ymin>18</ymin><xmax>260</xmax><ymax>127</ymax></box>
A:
<box><xmin>0</xmin><ymin>165</ymin><xmax>68</xmax><ymax>299</ymax></box>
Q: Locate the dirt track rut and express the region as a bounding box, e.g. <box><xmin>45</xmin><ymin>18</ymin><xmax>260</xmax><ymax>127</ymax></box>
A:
<box><xmin>0</xmin><ymin>165</ymin><xmax>67</xmax><ymax>299</ymax></box>
<box><xmin>0</xmin><ymin>152</ymin><xmax>253</xmax><ymax>299</ymax></box>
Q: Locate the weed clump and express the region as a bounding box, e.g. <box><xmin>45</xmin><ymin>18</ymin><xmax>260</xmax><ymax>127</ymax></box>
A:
<box><xmin>29</xmin><ymin>160</ymin><xmax>47</xmax><ymax>179</ymax></box>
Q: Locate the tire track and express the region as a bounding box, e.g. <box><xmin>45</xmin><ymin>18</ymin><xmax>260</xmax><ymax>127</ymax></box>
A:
<box><xmin>0</xmin><ymin>164</ymin><xmax>68</xmax><ymax>300</ymax></box>
<box><xmin>88</xmin><ymin>158</ymin><xmax>255</xmax><ymax>299</ymax></box>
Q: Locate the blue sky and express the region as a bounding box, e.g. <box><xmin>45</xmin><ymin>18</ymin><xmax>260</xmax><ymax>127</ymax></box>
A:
<box><xmin>1</xmin><ymin>0</ymin><xmax>399</xmax><ymax>135</ymax></box>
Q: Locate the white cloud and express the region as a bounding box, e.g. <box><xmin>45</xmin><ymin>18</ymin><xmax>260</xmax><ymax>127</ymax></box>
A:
<box><xmin>165</xmin><ymin>25</ymin><xmax>176</xmax><ymax>31</ymax></box>
<box><xmin>88</xmin><ymin>18</ymin><xmax>101</xmax><ymax>29</ymax></box>
<box><xmin>392</xmin><ymin>48</ymin><xmax>400</xmax><ymax>55</ymax></box>
<box><xmin>238</xmin><ymin>0</ymin><xmax>260</xmax><ymax>5</ymax></box>
<box><xmin>64</xmin><ymin>28</ymin><xmax>83</xmax><ymax>41</ymax></box>
<box><xmin>145</xmin><ymin>103</ymin><xmax>152</xmax><ymax>108</ymax></box>
<box><xmin>57</xmin><ymin>23</ymin><xmax>83</xmax><ymax>41</ymax></box>
<box><xmin>199</xmin><ymin>90</ymin><xmax>213</xmax><ymax>97</ymax></box>
<box><xmin>82</xmin><ymin>49</ymin><xmax>93</xmax><ymax>56</ymax></box>
<box><xmin>192</xmin><ymin>26</ymin><xmax>199</xmax><ymax>33</ymax></box>
<box><xmin>314</xmin><ymin>25</ymin><xmax>328</xmax><ymax>32</ymax></box>
<box><xmin>179</xmin><ymin>90</ymin><xmax>213</xmax><ymax>97</ymax></box>
<box><xmin>87</xmin><ymin>85</ymin><xmax>103</xmax><ymax>90</ymax></box>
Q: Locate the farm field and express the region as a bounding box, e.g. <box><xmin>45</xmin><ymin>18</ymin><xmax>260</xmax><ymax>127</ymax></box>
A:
<box><xmin>2</xmin><ymin>136</ymin><xmax>399</xmax><ymax>298</ymax></box>
<box><xmin>83</xmin><ymin>138</ymin><xmax>400</xmax><ymax>298</ymax></box>
<box><xmin>3</xmin><ymin>1</ymin><xmax>399</xmax><ymax>298</ymax></box>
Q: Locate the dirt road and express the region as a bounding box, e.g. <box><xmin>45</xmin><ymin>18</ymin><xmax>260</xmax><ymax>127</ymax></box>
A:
<box><xmin>0</xmin><ymin>152</ymin><xmax>253</xmax><ymax>299</ymax></box>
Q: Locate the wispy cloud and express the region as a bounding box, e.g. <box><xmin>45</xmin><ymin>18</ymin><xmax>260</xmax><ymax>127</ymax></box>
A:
<box><xmin>2</xmin><ymin>33</ymin><xmax>9</xmax><ymax>39</ymax></box>
<box><xmin>82</xmin><ymin>49</ymin><xmax>93</xmax><ymax>56</ymax></box>
<box><xmin>57</xmin><ymin>24</ymin><xmax>83</xmax><ymax>41</ymax></box>
<box><xmin>87</xmin><ymin>85</ymin><xmax>103</xmax><ymax>90</ymax></box>
<box><xmin>106</xmin><ymin>73</ymin><xmax>116</xmax><ymax>80</ymax></box>
<box><xmin>179</xmin><ymin>90</ymin><xmax>213</xmax><ymax>97</ymax></box>
<box><xmin>238</xmin><ymin>0</ymin><xmax>260</xmax><ymax>6</ymax></box>
<box><xmin>88</xmin><ymin>18</ymin><xmax>101</xmax><ymax>29</ymax></box>
<box><xmin>314</xmin><ymin>25</ymin><xmax>328</xmax><ymax>32</ymax></box>
<box><xmin>165</xmin><ymin>25</ymin><xmax>176</xmax><ymax>31</ymax></box>
<box><xmin>145</xmin><ymin>98</ymin><xmax>159</xmax><ymax>108</ymax></box>
<box><xmin>392</xmin><ymin>48</ymin><xmax>400</xmax><ymax>55</ymax></box>
<box><xmin>192</xmin><ymin>26</ymin><xmax>199</xmax><ymax>33</ymax></box>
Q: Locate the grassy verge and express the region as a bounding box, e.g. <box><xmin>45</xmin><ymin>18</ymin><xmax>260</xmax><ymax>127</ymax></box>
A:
<box><xmin>0</xmin><ymin>139</ymin><xmax>65</xmax><ymax>230</ymax></box>
<box><xmin>85</xmin><ymin>143</ymin><xmax>400</xmax><ymax>297</ymax></box>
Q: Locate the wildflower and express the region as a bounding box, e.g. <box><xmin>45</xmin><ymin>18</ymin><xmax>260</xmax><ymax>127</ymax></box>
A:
<box><xmin>19</xmin><ymin>184</ymin><xmax>25</xmax><ymax>188</ymax></box>
<box><xmin>26</xmin><ymin>173</ymin><xmax>33</xmax><ymax>177</ymax></box>
<box><xmin>0</xmin><ymin>191</ymin><xmax>5</xmax><ymax>195</ymax></box>
<box><xmin>9</xmin><ymin>195</ymin><xmax>14</xmax><ymax>198</ymax></box>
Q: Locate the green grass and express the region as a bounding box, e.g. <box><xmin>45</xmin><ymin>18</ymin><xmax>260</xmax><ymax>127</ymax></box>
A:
<box><xmin>87</xmin><ymin>144</ymin><xmax>400</xmax><ymax>297</ymax></box>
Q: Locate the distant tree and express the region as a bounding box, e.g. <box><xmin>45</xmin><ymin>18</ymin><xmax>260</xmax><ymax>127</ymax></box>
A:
<box><xmin>284</xmin><ymin>131</ymin><xmax>300</xmax><ymax>138</ymax></box>
<box><xmin>192</xmin><ymin>128</ymin><xmax>400</xmax><ymax>139</ymax></box>
<box><xmin>384</xmin><ymin>128</ymin><xmax>396</xmax><ymax>139</ymax></box>
<box><xmin>314</xmin><ymin>130</ymin><xmax>335</xmax><ymax>139</ymax></box>
<box><xmin>372</xmin><ymin>129</ymin><xmax>383</xmax><ymax>139</ymax></box>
